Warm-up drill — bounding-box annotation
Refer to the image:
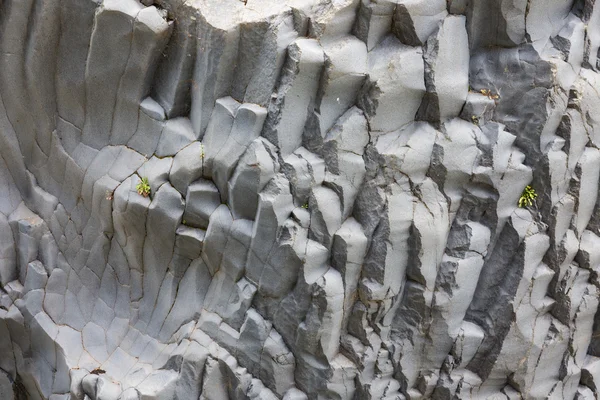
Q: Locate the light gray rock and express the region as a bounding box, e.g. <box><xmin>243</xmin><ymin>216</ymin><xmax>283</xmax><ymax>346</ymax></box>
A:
<box><xmin>119</xmin><ymin>388</ymin><xmax>141</xmax><ymax>400</ymax></box>
<box><xmin>201</xmin><ymin>96</ymin><xmax>240</xmax><ymax>174</ymax></box>
<box><xmin>353</xmin><ymin>0</ymin><xmax>396</xmax><ymax>51</ymax></box>
<box><xmin>358</xmin><ymin>34</ymin><xmax>425</xmax><ymax>133</ymax></box>
<box><xmin>2</xmin><ymin>1</ymin><xmax>600</xmax><ymax>399</ymax></box>
<box><xmin>319</xmin><ymin>107</ymin><xmax>368</xmax><ymax>219</ymax></box>
<box><xmin>190</xmin><ymin>2</ymin><xmax>242</xmax><ymax>137</ymax></box>
<box><xmin>183</xmin><ymin>179</ymin><xmax>221</xmax><ymax>230</ymax></box>
<box><xmin>210</xmin><ymin>276</ymin><xmax>256</xmax><ymax>331</ymax></box>
<box><xmin>229</xmin><ymin>138</ymin><xmax>279</xmax><ymax>220</ymax></box>
<box><xmin>526</xmin><ymin>0</ymin><xmax>573</xmax><ymax>52</ymax></box>
<box><xmin>262</xmin><ymin>38</ymin><xmax>325</xmax><ymax>156</ymax></box>
<box><xmin>245</xmin><ymin>175</ymin><xmax>297</xmax><ymax>296</ymax></box>
<box><xmin>308</xmin><ymin>0</ymin><xmax>358</xmax><ymax>41</ymax></box>
<box><xmin>236</xmin><ymin>309</ymin><xmax>295</xmax><ymax>396</ymax></box>
<box><xmin>159</xmin><ymin>258</ymin><xmax>212</xmax><ymax>341</ymax></box>
<box><xmin>202</xmin><ymin>204</ymin><xmax>233</xmax><ymax>275</ymax></box>
<box><xmin>309</xmin><ymin>186</ymin><xmax>342</xmax><ymax>249</ymax></box>
<box><xmin>417</xmin><ymin>15</ymin><xmax>469</xmax><ymax>123</ymax></box>
<box><xmin>169</xmin><ymin>141</ymin><xmax>204</xmax><ymax>195</ymax></box>
<box><xmin>128</xmin><ymin>108</ymin><xmax>165</xmax><ymax>156</ymax></box>
<box><xmin>174</xmin><ymin>225</ymin><xmax>205</xmax><ymax>260</ymax></box>
<box><xmin>137</xmin><ymin>182</ymin><xmax>184</xmax><ymax>327</ymax></box>
<box><xmin>156</xmin><ymin>117</ymin><xmax>196</xmax><ymax>157</ymax></box>
<box><xmin>211</xmin><ymin>103</ymin><xmax>267</xmax><ymax>201</ymax></box>
<box><xmin>23</xmin><ymin>260</ymin><xmax>48</xmax><ymax>292</ymax></box>
<box><xmin>81</xmin><ymin>0</ymin><xmax>143</xmax><ymax>149</ymax></box>
<box><xmin>460</xmin><ymin>92</ymin><xmax>496</xmax><ymax>126</ymax></box>
<box><xmin>331</xmin><ymin>218</ymin><xmax>367</xmax><ymax>331</ymax></box>
<box><xmin>109</xmin><ymin>6</ymin><xmax>172</xmax><ymax>146</ymax></box>
<box><xmin>55</xmin><ymin>0</ymin><xmax>97</xmax><ymax>132</ymax></box>
<box><xmin>282</xmin><ymin>147</ymin><xmax>325</xmax><ymax>207</ymax></box>
<box><xmin>220</xmin><ymin>219</ymin><xmax>253</xmax><ymax>281</ymax></box>
<box><xmin>283</xmin><ymin>388</ymin><xmax>308</xmax><ymax>400</ymax></box>
<box><xmin>169</xmin><ymin>341</ymin><xmax>209</xmax><ymax>399</ymax></box>
<box><xmin>152</xmin><ymin>4</ymin><xmax>198</xmax><ymax>119</ymax></box>
<box><xmin>140</xmin><ymin>97</ymin><xmax>166</xmax><ymax>121</ymax></box>
<box><xmin>305</xmin><ymin>36</ymin><xmax>367</xmax><ymax>139</ymax></box>
<box><xmin>585</xmin><ymin>1</ymin><xmax>600</xmax><ymax>69</ymax></box>
<box><xmin>112</xmin><ymin>176</ymin><xmax>151</xmax><ymax>275</ymax></box>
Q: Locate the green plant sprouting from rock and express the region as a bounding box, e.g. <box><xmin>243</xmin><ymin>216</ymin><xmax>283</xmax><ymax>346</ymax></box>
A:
<box><xmin>518</xmin><ymin>185</ymin><xmax>537</xmax><ymax>208</ymax></box>
<box><xmin>136</xmin><ymin>177</ymin><xmax>151</xmax><ymax>198</ymax></box>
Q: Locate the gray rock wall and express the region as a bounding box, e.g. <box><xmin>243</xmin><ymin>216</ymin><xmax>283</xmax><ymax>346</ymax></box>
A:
<box><xmin>0</xmin><ymin>0</ymin><xmax>599</xmax><ymax>399</ymax></box>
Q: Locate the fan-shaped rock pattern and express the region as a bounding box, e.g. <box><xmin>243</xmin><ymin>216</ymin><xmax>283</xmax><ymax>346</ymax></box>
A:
<box><xmin>1</xmin><ymin>0</ymin><xmax>600</xmax><ymax>399</ymax></box>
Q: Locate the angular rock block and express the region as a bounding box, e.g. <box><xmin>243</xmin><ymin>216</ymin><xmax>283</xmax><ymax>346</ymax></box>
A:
<box><xmin>262</xmin><ymin>38</ymin><xmax>325</xmax><ymax>156</ymax></box>
<box><xmin>183</xmin><ymin>179</ymin><xmax>221</xmax><ymax>229</ymax></box>
<box><xmin>358</xmin><ymin>34</ymin><xmax>425</xmax><ymax>133</ymax></box>
<box><xmin>392</xmin><ymin>0</ymin><xmax>447</xmax><ymax>46</ymax></box>
<box><xmin>1</xmin><ymin>0</ymin><xmax>600</xmax><ymax>399</ymax></box>
<box><xmin>417</xmin><ymin>15</ymin><xmax>469</xmax><ymax>123</ymax></box>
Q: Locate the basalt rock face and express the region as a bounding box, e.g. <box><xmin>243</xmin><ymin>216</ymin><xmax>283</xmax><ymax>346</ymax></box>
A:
<box><xmin>0</xmin><ymin>0</ymin><xmax>600</xmax><ymax>399</ymax></box>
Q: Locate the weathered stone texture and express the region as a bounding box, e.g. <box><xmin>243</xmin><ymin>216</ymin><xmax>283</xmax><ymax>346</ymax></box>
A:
<box><xmin>1</xmin><ymin>0</ymin><xmax>600</xmax><ymax>399</ymax></box>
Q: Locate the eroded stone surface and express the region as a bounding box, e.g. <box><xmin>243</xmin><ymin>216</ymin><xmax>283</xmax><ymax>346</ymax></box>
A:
<box><xmin>1</xmin><ymin>0</ymin><xmax>600</xmax><ymax>399</ymax></box>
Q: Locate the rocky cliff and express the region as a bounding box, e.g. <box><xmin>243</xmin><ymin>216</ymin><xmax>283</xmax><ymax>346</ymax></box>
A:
<box><xmin>1</xmin><ymin>0</ymin><xmax>600</xmax><ymax>399</ymax></box>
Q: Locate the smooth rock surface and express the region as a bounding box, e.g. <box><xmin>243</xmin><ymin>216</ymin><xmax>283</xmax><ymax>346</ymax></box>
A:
<box><xmin>0</xmin><ymin>0</ymin><xmax>600</xmax><ymax>399</ymax></box>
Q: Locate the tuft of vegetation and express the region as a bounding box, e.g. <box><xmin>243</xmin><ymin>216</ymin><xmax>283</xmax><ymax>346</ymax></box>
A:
<box><xmin>301</xmin><ymin>203</ymin><xmax>309</xmax><ymax>209</ymax></box>
<box><xmin>136</xmin><ymin>177</ymin><xmax>151</xmax><ymax>198</ymax></box>
<box><xmin>518</xmin><ymin>185</ymin><xmax>537</xmax><ymax>208</ymax></box>
<box><xmin>480</xmin><ymin>88</ymin><xmax>500</xmax><ymax>100</ymax></box>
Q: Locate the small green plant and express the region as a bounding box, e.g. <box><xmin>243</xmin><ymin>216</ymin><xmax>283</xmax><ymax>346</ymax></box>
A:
<box><xmin>301</xmin><ymin>203</ymin><xmax>309</xmax><ymax>209</ymax></box>
<box><xmin>136</xmin><ymin>177</ymin><xmax>151</xmax><ymax>198</ymax></box>
<box><xmin>518</xmin><ymin>185</ymin><xmax>537</xmax><ymax>208</ymax></box>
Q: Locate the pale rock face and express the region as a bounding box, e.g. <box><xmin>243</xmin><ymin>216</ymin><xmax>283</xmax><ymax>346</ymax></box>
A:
<box><xmin>1</xmin><ymin>0</ymin><xmax>600</xmax><ymax>399</ymax></box>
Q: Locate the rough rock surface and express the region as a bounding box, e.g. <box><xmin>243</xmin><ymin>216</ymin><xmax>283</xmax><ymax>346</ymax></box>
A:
<box><xmin>0</xmin><ymin>0</ymin><xmax>600</xmax><ymax>399</ymax></box>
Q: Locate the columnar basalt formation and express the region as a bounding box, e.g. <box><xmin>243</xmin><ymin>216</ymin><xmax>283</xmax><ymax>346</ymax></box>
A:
<box><xmin>1</xmin><ymin>0</ymin><xmax>600</xmax><ymax>399</ymax></box>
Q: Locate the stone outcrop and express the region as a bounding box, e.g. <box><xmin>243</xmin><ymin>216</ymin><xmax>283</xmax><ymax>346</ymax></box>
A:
<box><xmin>0</xmin><ymin>0</ymin><xmax>600</xmax><ymax>399</ymax></box>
